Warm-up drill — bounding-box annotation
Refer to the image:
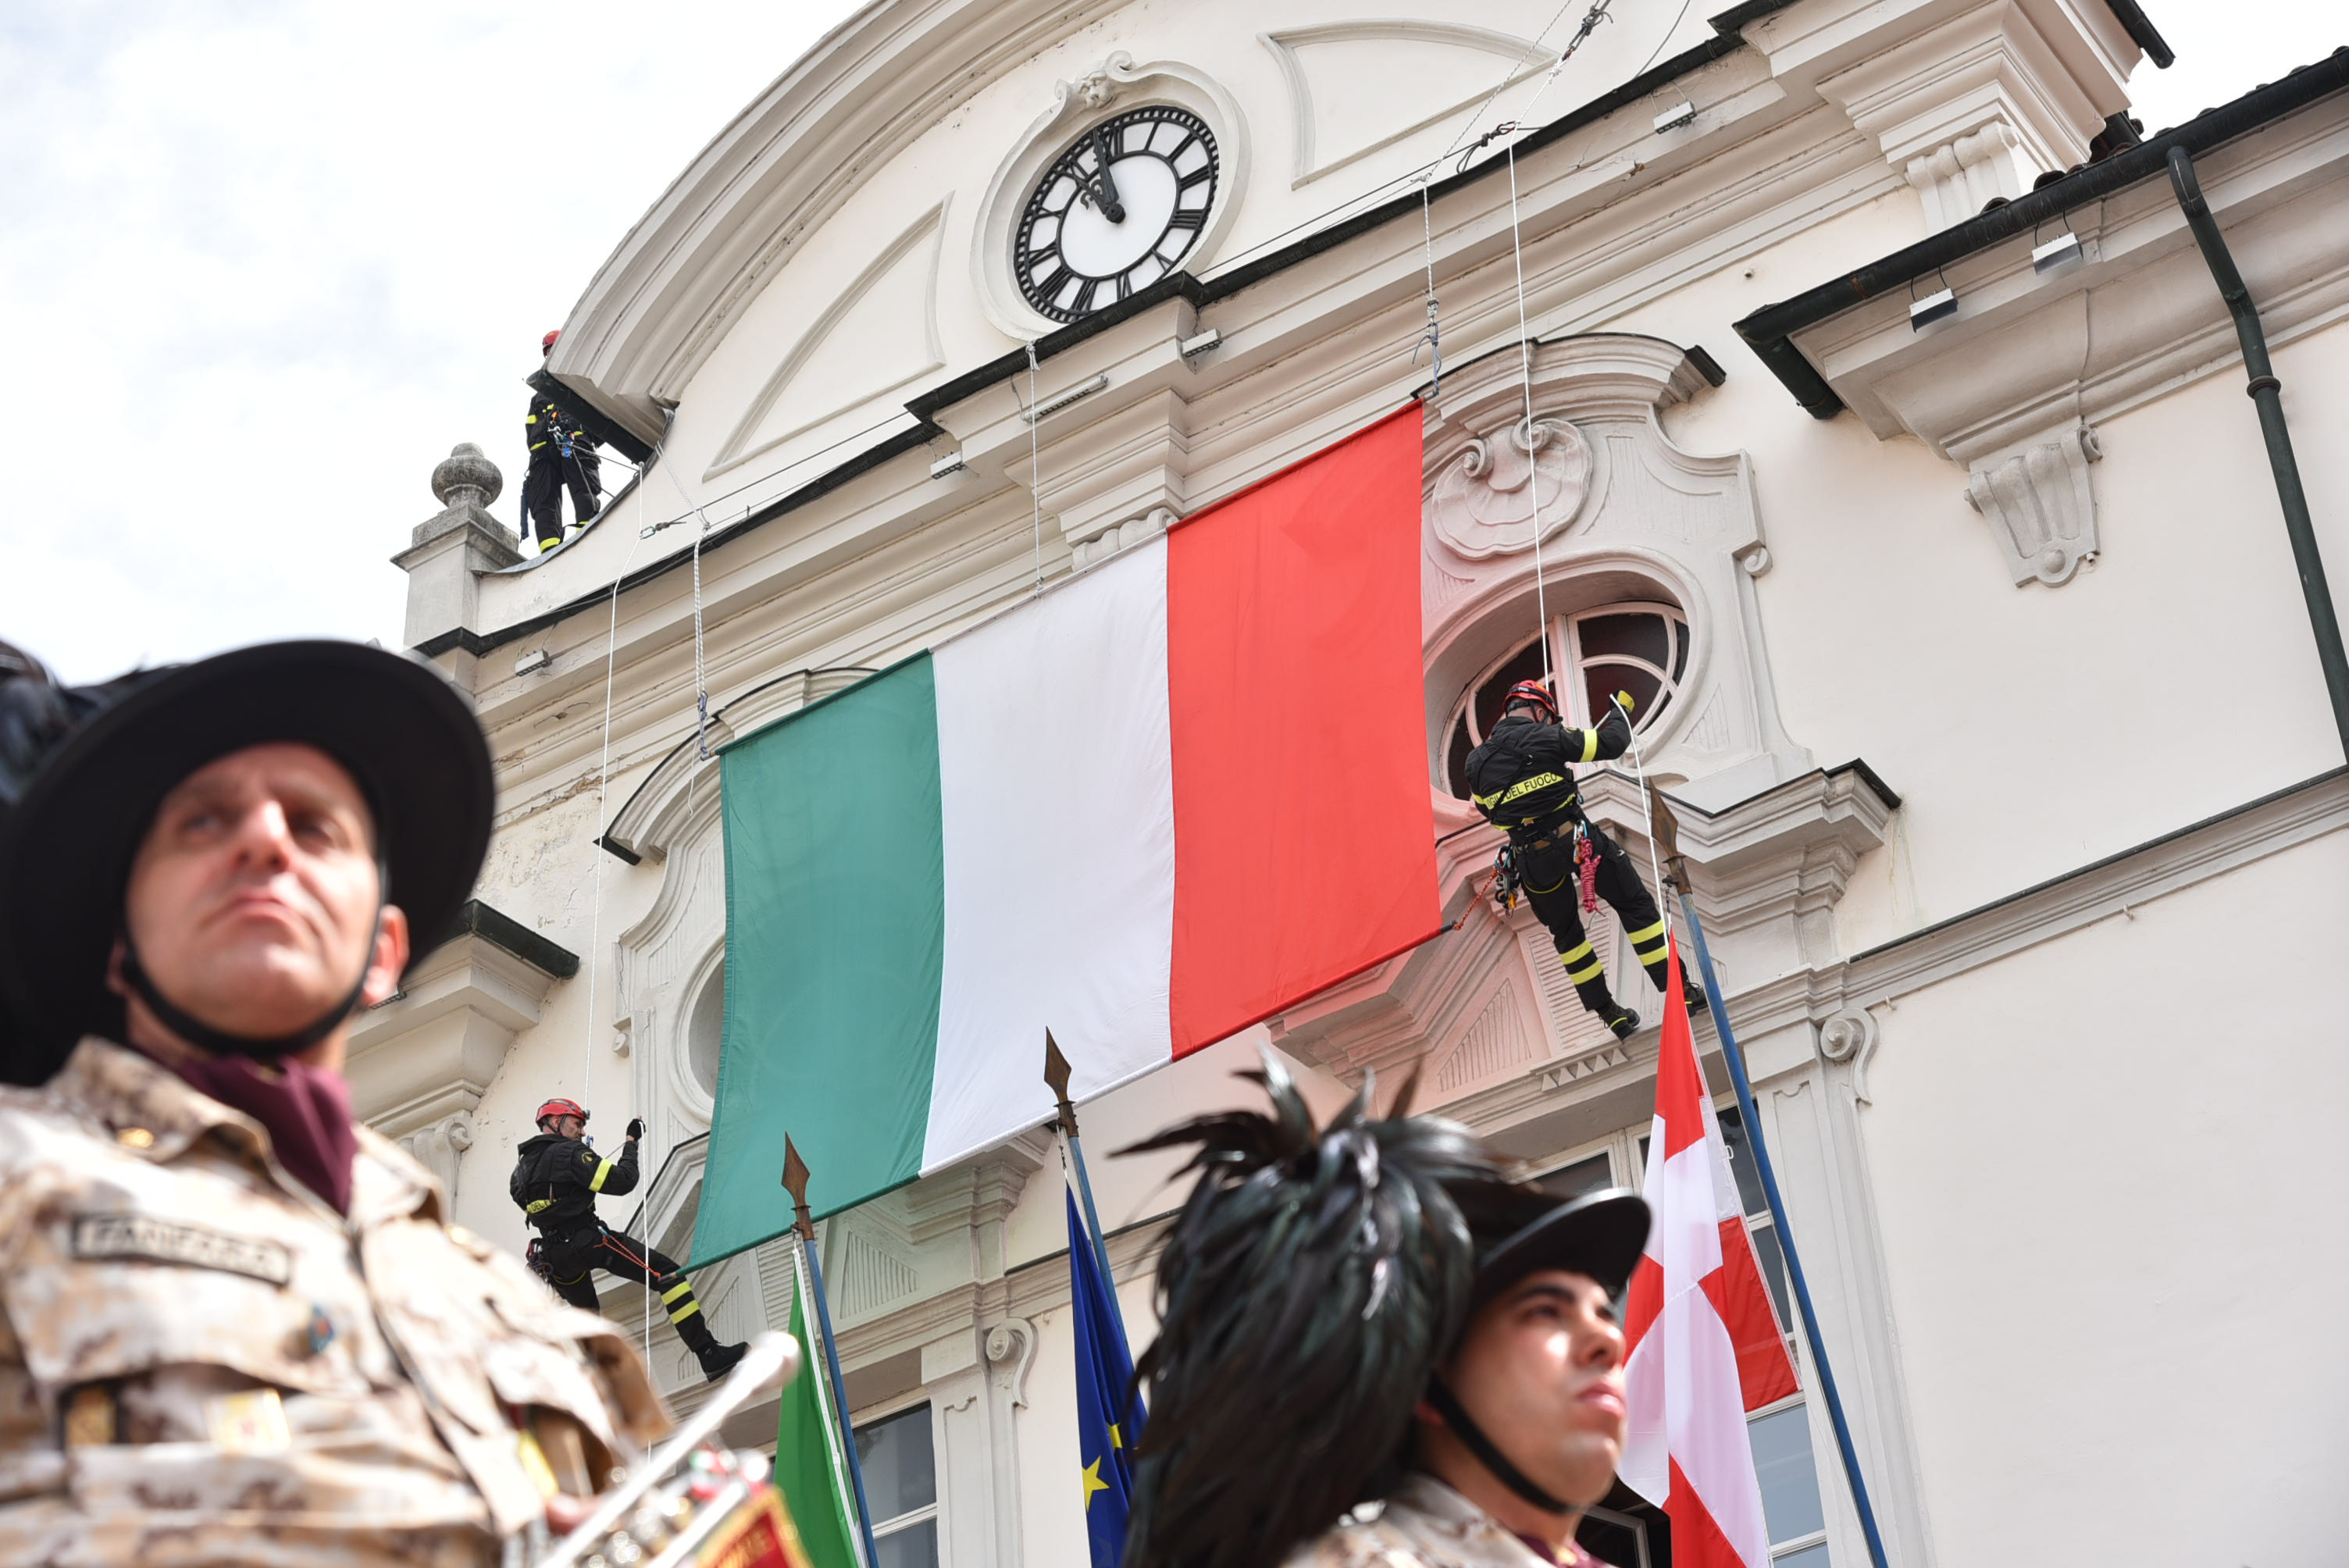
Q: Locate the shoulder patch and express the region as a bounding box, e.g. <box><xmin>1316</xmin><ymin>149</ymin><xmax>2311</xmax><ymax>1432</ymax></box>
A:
<box><xmin>70</xmin><ymin>1213</ymin><xmax>293</xmax><ymax>1285</ymax></box>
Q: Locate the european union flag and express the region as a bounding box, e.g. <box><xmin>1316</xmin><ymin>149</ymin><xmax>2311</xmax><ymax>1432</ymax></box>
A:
<box><xmin>1069</xmin><ymin>1188</ymin><xmax>1146</xmax><ymax>1568</ymax></box>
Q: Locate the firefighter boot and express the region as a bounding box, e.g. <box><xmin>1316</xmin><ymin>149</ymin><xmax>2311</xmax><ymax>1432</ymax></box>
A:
<box><xmin>658</xmin><ymin>1274</ymin><xmax>750</xmax><ymax>1382</ymax></box>
<box><xmin>1559</xmin><ymin>942</ymin><xmax>1641</xmax><ymax>1041</ymax></box>
<box><xmin>1599</xmin><ymin>1003</ymin><xmax>1642</xmax><ymax>1041</ymax></box>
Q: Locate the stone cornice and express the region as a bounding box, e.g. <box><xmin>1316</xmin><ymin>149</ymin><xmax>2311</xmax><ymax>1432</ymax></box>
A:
<box><xmin>348</xmin><ymin>900</ymin><xmax>575</xmax><ymax>1139</ymax></box>
<box><xmin>1784</xmin><ymin>84</ymin><xmax>2349</xmax><ymax>466</ymax></box>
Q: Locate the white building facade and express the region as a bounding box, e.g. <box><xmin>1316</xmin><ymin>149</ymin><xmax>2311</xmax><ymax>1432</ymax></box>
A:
<box><xmin>376</xmin><ymin>2</ymin><xmax>2349</xmax><ymax>1563</ymax></box>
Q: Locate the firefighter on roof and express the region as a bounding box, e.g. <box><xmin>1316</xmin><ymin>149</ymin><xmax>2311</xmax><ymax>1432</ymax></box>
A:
<box><xmin>524</xmin><ymin>329</ymin><xmax>602</xmax><ymax>554</ymax></box>
<box><xmin>1462</xmin><ymin>679</ymin><xmax>1700</xmax><ymax>1042</ymax></box>
<box><xmin>512</xmin><ymin>1097</ymin><xmax>748</xmax><ymax>1383</ymax></box>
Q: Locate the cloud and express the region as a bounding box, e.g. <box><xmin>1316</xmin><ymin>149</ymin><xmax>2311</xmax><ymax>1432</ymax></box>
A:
<box><xmin>0</xmin><ymin>0</ymin><xmax>858</xmax><ymax>682</ymax></box>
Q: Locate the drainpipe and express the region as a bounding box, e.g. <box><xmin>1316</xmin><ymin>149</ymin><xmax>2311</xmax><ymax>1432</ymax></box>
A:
<box><xmin>2167</xmin><ymin>148</ymin><xmax>2349</xmax><ymax>764</ymax></box>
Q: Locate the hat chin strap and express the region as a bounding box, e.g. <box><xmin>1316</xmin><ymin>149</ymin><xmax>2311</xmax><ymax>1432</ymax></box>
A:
<box><xmin>119</xmin><ymin>911</ymin><xmax>380</xmax><ymax>1061</ymax></box>
<box><xmin>1423</xmin><ymin>1378</ymin><xmax>1576</xmax><ymax>1516</ymax></box>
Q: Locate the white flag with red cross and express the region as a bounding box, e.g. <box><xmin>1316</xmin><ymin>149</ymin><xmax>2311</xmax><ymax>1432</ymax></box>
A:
<box><xmin>1620</xmin><ymin>938</ymin><xmax>1801</xmax><ymax>1568</ymax></box>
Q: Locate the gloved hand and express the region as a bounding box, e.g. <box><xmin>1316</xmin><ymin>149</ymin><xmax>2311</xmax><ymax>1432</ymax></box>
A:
<box><xmin>1613</xmin><ymin>690</ymin><xmax>1636</xmax><ymax>715</ymax></box>
<box><xmin>626</xmin><ymin>1117</ymin><xmax>646</xmax><ymax>1142</ymax></box>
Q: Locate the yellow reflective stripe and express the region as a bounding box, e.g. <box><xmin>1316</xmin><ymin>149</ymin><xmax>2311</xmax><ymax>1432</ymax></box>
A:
<box><xmin>1558</xmin><ymin>940</ymin><xmax>1594</xmax><ymax>964</ymax></box>
<box><xmin>1578</xmin><ymin>729</ymin><xmax>1602</xmax><ymax>763</ymax></box>
<box><xmin>1639</xmin><ymin>948</ymin><xmax>1669</xmax><ymax>967</ymax></box>
<box><xmin>1567</xmin><ymin>957</ymin><xmax>1606</xmax><ymax>983</ymax></box>
<box><xmin>526</xmin><ymin>1198</ymin><xmax>553</xmax><ymax>1215</ymax></box>
<box><xmin>1499</xmin><ymin>772</ymin><xmax>1566</xmax><ymax>807</ymax></box>
<box><xmin>1473</xmin><ymin>788</ymin><xmax>1503</xmax><ymax>811</ymax></box>
<box><xmin>588</xmin><ymin>1158</ymin><xmax>616</xmax><ymax>1192</ymax></box>
<box><xmin>525</xmin><ymin>414</ymin><xmax>538</xmax><ymax>425</ymax></box>
<box><xmin>1625</xmin><ymin>920</ymin><xmax>1666</xmax><ymax>944</ymax></box>
<box><xmin>668</xmin><ymin>1300</ymin><xmax>701</xmax><ymax>1324</ymax></box>
<box><xmin>530</xmin><ymin>440</ymin><xmax>550</xmax><ymax>451</ymax></box>
<box><xmin>661</xmin><ymin>1281</ymin><xmax>693</xmax><ymax>1305</ymax></box>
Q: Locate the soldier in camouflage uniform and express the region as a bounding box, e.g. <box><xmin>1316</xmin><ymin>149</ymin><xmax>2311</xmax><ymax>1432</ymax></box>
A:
<box><xmin>1123</xmin><ymin>1058</ymin><xmax>1650</xmax><ymax>1568</ymax></box>
<box><xmin>0</xmin><ymin>639</ymin><xmax>668</xmax><ymax>1566</ymax></box>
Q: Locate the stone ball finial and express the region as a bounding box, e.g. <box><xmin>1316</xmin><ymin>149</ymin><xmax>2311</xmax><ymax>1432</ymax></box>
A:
<box><xmin>432</xmin><ymin>443</ymin><xmax>503</xmax><ymax>509</ymax></box>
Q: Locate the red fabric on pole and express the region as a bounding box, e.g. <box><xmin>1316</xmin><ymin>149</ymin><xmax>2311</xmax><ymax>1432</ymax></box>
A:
<box><xmin>1666</xmin><ymin>1459</ymin><xmax>1755</xmax><ymax>1568</ymax></box>
<box><xmin>1620</xmin><ymin>942</ymin><xmax>1800</xmax><ymax>1568</ymax></box>
<box><xmin>1165</xmin><ymin>406</ymin><xmax>1438</xmax><ymax>1057</ymax></box>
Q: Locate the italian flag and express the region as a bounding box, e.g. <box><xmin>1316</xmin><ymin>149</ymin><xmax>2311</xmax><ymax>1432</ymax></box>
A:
<box><xmin>1620</xmin><ymin>940</ymin><xmax>1802</xmax><ymax>1568</ymax></box>
<box><xmin>691</xmin><ymin>409</ymin><xmax>1437</xmax><ymax>1263</ymax></box>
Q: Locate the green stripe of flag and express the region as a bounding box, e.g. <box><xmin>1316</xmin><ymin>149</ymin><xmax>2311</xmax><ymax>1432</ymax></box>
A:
<box><xmin>696</xmin><ymin>655</ymin><xmax>944</xmax><ymax>1266</ymax></box>
<box><xmin>776</xmin><ymin>1244</ymin><xmax>864</xmax><ymax>1568</ymax></box>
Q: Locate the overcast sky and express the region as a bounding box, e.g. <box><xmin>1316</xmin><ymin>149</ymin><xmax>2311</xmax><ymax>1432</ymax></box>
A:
<box><xmin>3</xmin><ymin>2</ymin><xmax>2341</xmax><ymax>682</ymax></box>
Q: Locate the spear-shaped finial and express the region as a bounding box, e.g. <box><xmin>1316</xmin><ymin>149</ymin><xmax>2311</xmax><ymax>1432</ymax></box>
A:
<box><xmin>781</xmin><ymin>1136</ymin><xmax>815</xmax><ymax>1242</ymax></box>
<box><xmin>1043</xmin><ymin>1028</ymin><xmax>1078</xmax><ymax>1139</ymax></box>
<box><xmin>1646</xmin><ymin>779</ymin><xmax>1689</xmax><ymax>892</ymax></box>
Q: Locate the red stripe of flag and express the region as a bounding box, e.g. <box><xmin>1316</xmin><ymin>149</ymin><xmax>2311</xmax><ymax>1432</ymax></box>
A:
<box><xmin>1165</xmin><ymin>407</ymin><xmax>1438</xmax><ymax>1057</ymax></box>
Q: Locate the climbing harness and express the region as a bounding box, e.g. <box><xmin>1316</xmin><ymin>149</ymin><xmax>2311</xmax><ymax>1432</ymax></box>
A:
<box><xmin>1490</xmin><ymin>846</ymin><xmax>1520</xmax><ymax>913</ymax></box>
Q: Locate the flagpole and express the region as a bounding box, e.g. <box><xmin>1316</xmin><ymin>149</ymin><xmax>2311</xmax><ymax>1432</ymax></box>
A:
<box><xmin>1043</xmin><ymin>1031</ymin><xmax>1131</xmax><ymax>1345</ymax></box>
<box><xmin>783</xmin><ymin>1139</ymin><xmax>885</xmax><ymax>1568</ymax></box>
<box><xmin>1673</xmin><ymin>893</ymin><xmax>1893</xmax><ymax>1568</ymax></box>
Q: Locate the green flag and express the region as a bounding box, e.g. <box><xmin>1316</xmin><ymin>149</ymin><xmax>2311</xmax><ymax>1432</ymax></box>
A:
<box><xmin>775</xmin><ymin>1243</ymin><xmax>864</xmax><ymax>1568</ymax></box>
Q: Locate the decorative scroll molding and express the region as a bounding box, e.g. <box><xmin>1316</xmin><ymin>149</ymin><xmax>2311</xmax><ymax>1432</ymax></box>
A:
<box><xmin>1903</xmin><ymin>122</ymin><xmax>2034</xmax><ymax>230</ymax></box>
<box><xmin>1072</xmin><ymin>506</ymin><xmax>1174</xmax><ymax>568</ymax></box>
<box><xmin>985</xmin><ymin>1317</ymin><xmax>1039</xmax><ymax>1409</ymax></box>
<box><xmin>1964</xmin><ymin>424</ymin><xmax>2101</xmax><ymax>586</ymax></box>
<box><xmin>1428</xmin><ymin>415</ymin><xmax>1593</xmax><ymax>559</ymax></box>
<box><xmin>397</xmin><ymin>1112</ymin><xmax>475</xmax><ymax>1206</ymax></box>
<box><xmin>1260</xmin><ymin>20</ymin><xmax>1555</xmax><ymax>187</ymax></box>
<box><xmin>1816</xmin><ymin>1006</ymin><xmax>1882</xmax><ymax>1104</ymax></box>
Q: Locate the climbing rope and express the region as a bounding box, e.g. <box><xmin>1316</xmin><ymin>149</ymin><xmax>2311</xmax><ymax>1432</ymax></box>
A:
<box><xmin>1413</xmin><ymin>177</ymin><xmax>1445</xmax><ymax>407</ymax></box>
<box><xmin>1503</xmin><ymin>142</ymin><xmax>1554</xmax><ymax>687</ymax></box>
<box><xmin>1024</xmin><ymin>340</ymin><xmax>1046</xmax><ymax>595</ymax></box>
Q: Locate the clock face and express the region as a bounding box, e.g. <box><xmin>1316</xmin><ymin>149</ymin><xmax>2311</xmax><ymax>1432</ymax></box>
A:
<box><xmin>1014</xmin><ymin>105</ymin><xmax>1219</xmax><ymax>323</ymax></box>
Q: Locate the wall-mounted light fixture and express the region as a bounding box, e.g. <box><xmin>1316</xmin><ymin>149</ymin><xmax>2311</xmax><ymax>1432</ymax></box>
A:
<box><xmin>1653</xmin><ymin>102</ymin><xmax>1696</xmax><ymax>134</ymax></box>
<box><xmin>1024</xmin><ymin>373</ymin><xmax>1110</xmax><ymax>424</ymax></box>
<box><xmin>1178</xmin><ymin>328</ymin><xmax>1222</xmax><ymax>360</ymax></box>
<box><xmin>2031</xmin><ymin>232</ymin><xmax>2083</xmax><ymax>274</ymax></box>
<box><xmin>929</xmin><ymin>451</ymin><xmax>968</xmax><ymax>480</ymax></box>
<box><xmin>1909</xmin><ymin>287</ymin><xmax>1958</xmax><ymax>330</ymax></box>
<box><xmin>515</xmin><ymin>647</ymin><xmax>552</xmax><ymax>677</ymax></box>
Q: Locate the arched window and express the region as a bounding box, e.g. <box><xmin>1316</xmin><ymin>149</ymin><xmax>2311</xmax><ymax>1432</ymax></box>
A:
<box><xmin>686</xmin><ymin>960</ymin><xmax>726</xmax><ymax>1099</ymax></box>
<box><xmin>1442</xmin><ymin>602</ymin><xmax>1689</xmax><ymax>799</ymax></box>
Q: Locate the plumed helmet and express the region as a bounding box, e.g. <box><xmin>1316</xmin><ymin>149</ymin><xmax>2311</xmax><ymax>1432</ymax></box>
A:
<box><xmin>1502</xmin><ymin>678</ymin><xmax>1559</xmax><ymax>719</ymax></box>
<box><xmin>536</xmin><ymin>1098</ymin><xmax>590</xmax><ymax>1127</ymax></box>
<box><xmin>1120</xmin><ymin>1053</ymin><xmax>1497</xmax><ymax>1568</ymax></box>
<box><xmin>0</xmin><ymin>639</ymin><xmax>494</xmax><ymax>1085</ymax></box>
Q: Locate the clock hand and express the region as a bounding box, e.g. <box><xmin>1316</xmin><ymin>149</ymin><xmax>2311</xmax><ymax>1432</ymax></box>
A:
<box><xmin>1090</xmin><ymin>127</ymin><xmax>1126</xmax><ymax>223</ymax></box>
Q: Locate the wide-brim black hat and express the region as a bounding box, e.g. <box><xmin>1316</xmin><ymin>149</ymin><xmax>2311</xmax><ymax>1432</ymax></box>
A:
<box><xmin>1467</xmin><ymin>1185</ymin><xmax>1651</xmax><ymax>1306</ymax></box>
<box><xmin>0</xmin><ymin>640</ymin><xmax>494</xmax><ymax>1085</ymax></box>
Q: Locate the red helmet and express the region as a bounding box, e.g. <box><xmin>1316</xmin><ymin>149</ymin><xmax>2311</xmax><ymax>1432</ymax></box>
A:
<box><xmin>541</xmin><ymin>329</ymin><xmax>561</xmax><ymax>351</ymax></box>
<box><xmin>1502</xmin><ymin>679</ymin><xmax>1559</xmax><ymax>718</ymax></box>
<box><xmin>536</xmin><ymin>1097</ymin><xmax>588</xmax><ymax>1127</ymax></box>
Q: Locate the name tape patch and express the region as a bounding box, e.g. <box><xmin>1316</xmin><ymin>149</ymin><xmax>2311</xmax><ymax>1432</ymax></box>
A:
<box><xmin>70</xmin><ymin>1214</ymin><xmax>293</xmax><ymax>1286</ymax></box>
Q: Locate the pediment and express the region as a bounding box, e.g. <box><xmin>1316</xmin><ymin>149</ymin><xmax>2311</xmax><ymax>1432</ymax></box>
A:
<box><xmin>1260</xmin><ymin>21</ymin><xmax>1556</xmax><ymax>187</ymax></box>
<box><xmin>706</xmin><ymin>201</ymin><xmax>948</xmax><ymax>479</ymax></box>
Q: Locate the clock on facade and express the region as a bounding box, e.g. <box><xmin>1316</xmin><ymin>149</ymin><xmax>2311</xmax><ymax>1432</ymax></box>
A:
<box><xmin>1014</xmin><ymin>104</ymin><xmax>1218</xmax><ymax>323</ymax></box>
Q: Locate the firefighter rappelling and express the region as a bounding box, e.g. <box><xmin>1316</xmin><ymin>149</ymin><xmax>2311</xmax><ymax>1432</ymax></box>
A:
<box><xmin>524</xmin><ymin>330</ymin><xmax>604</xmax><ymax>554</ymax></box>
<box><xmin>511</xmin><ymin>1096</ymin><xmax>750</xmax><ymax>1383</ymax></box>
<box><xmin>1463</xmin><ymin>679</ymin><xmax>1702</xmax><ymax>1041</ymax></box>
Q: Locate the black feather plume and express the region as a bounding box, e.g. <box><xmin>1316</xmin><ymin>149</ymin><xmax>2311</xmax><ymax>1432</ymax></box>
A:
<box><xmin>1121</xmin><ymin>1052</ymin><xmax>1500</xmax><ymax>1568</ymax></box>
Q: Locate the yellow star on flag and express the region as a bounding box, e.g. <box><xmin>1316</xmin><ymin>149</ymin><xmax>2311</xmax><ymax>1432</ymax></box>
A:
<box><xmin>1082</xmin><ymin>1456</ymin><xmax>1110</xmax><ymax>1511</ymax></box>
